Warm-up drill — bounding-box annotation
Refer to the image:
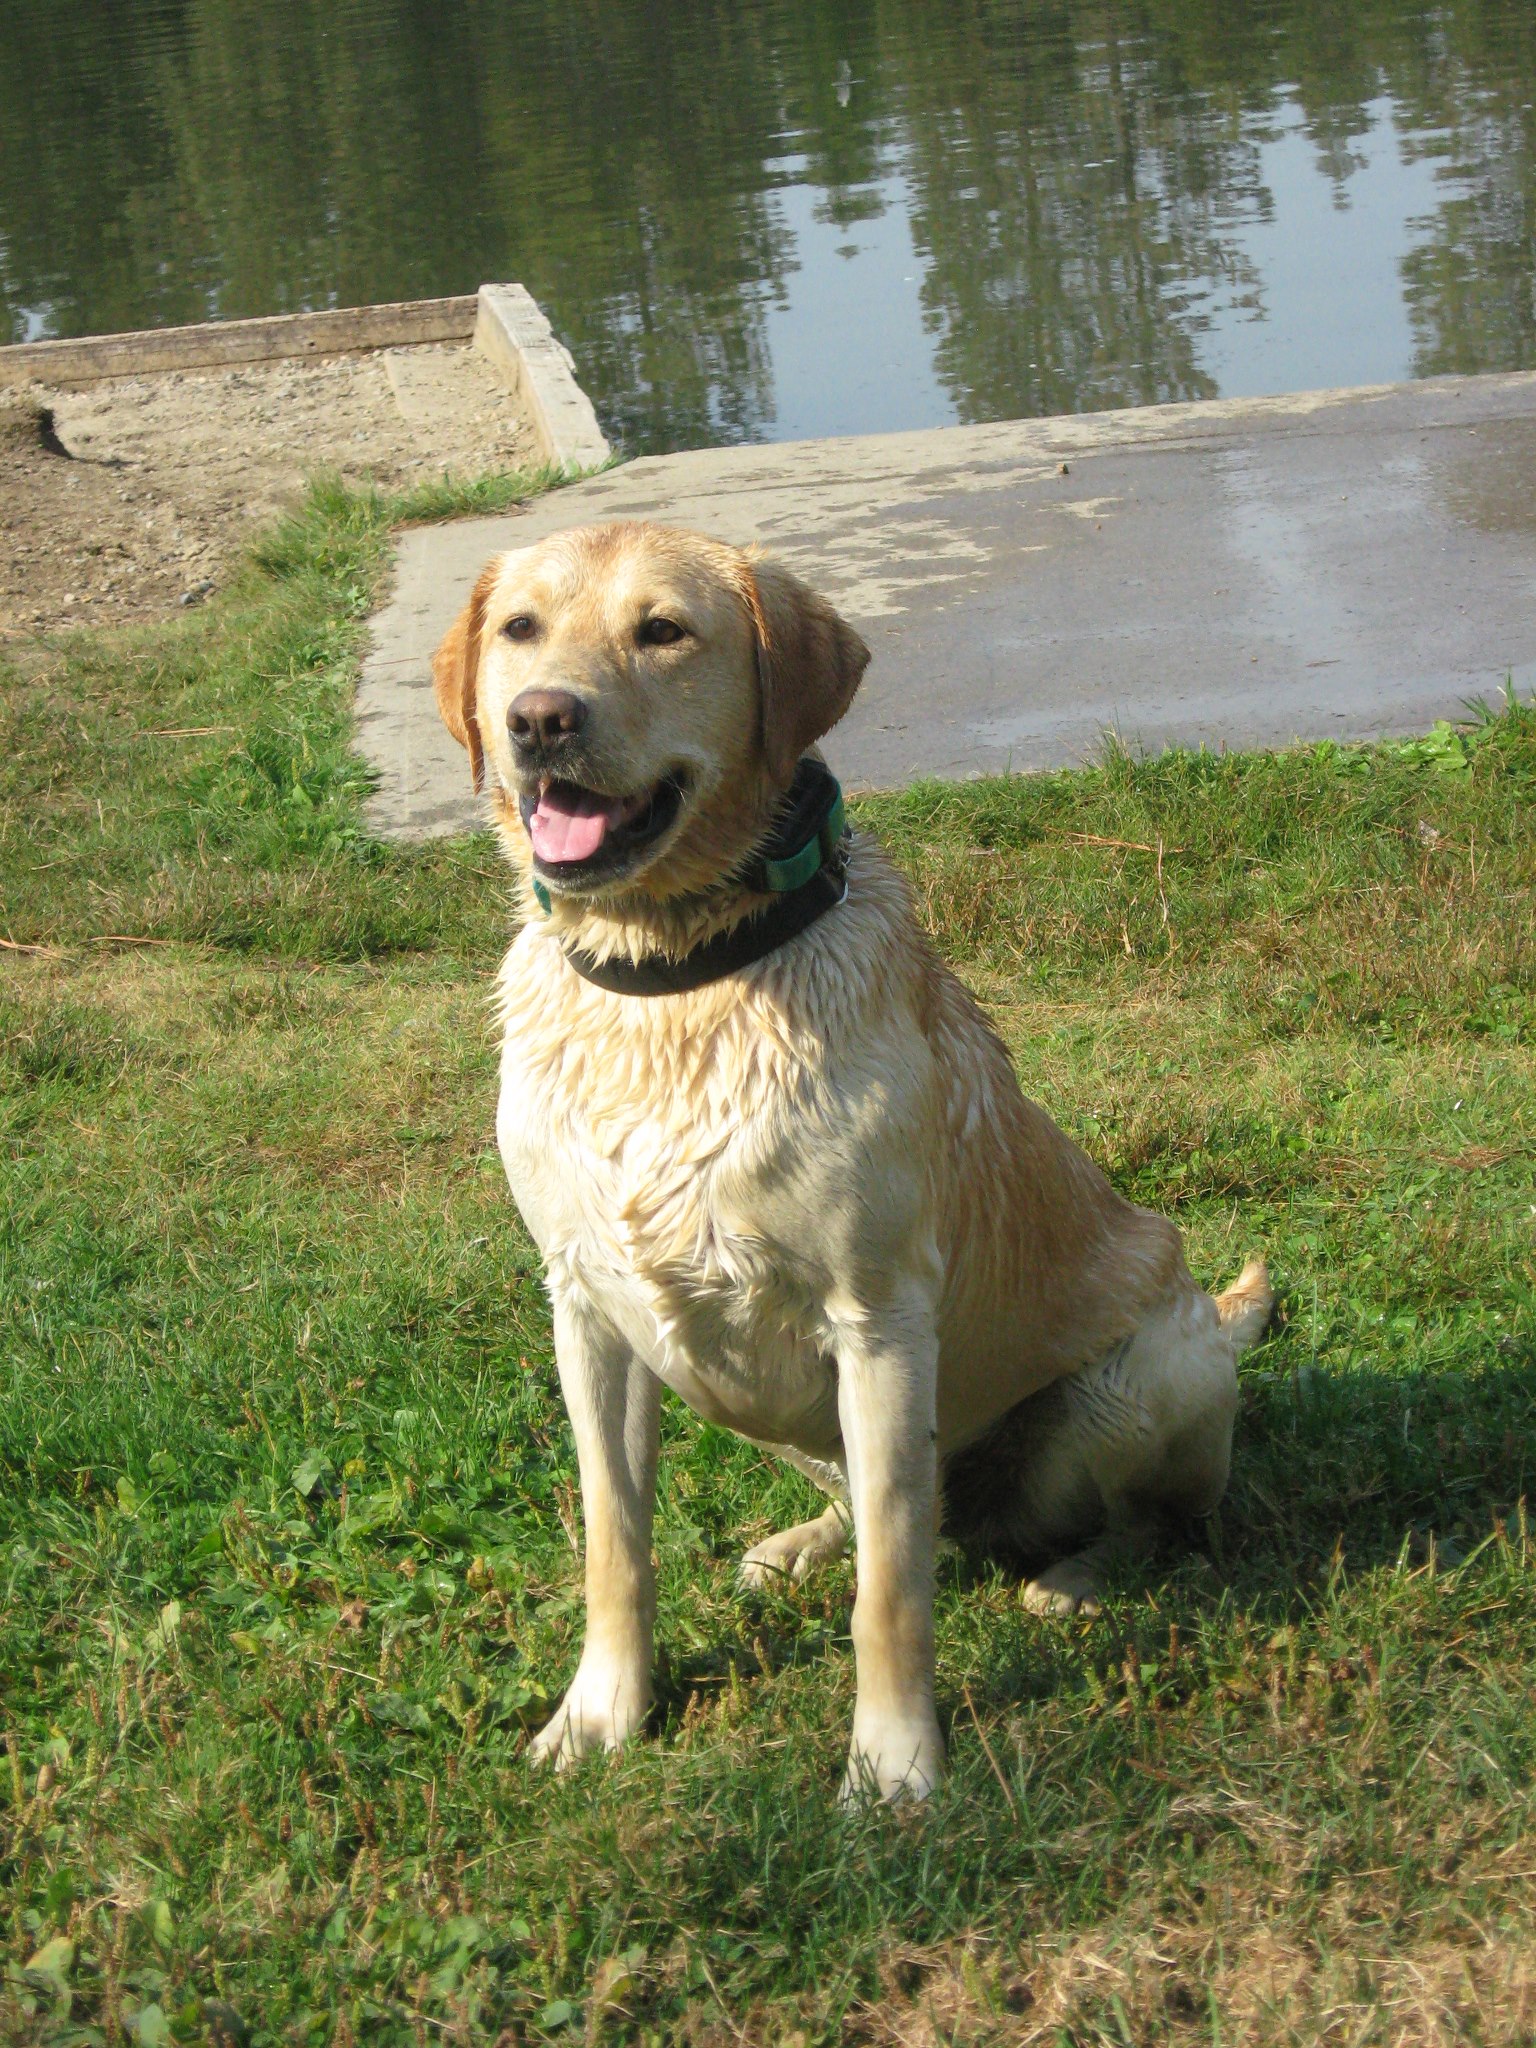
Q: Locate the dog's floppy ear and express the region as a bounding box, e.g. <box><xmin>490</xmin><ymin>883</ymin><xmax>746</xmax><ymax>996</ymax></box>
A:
<box><xmin>745</xmin><ymin>557</ymin><xmax>870</xmax><ymax>787</ymax></box>
<box><xmin>432</xmin><ymin>556</ymin><xmax>504</xmax><ymax>793</ymax></box>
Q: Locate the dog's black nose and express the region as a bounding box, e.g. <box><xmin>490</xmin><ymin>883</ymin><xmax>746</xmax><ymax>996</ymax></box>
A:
<box><xmin>507</xmin><ymin>688</ymin><xmax>586</xmax><ymax>751</ymax></box>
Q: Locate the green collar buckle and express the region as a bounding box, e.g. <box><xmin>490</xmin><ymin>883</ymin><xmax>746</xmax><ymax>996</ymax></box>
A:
<box><xmin>525</xmin><ymin>758</ymin><xmax>851</xmax><ymax>996</ymax></box>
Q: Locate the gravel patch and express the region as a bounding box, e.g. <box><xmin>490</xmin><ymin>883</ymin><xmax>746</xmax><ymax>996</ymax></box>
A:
<box><xmin>0</xmin><ymin>343</ymin><xmax>537</xmax><ymax>642</ymax></box>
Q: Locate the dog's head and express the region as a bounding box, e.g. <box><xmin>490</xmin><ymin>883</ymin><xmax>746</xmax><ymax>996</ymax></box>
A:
<box><xmin>432</xmin><ymin>522</ymin><xmax>869</xmax><ymax>901</ymax></box>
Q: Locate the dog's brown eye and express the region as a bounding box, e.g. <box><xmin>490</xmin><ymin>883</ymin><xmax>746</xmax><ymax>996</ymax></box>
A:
<box><xmin>638</xmin><ymin>616</ymin><xmax>686</xmax><ymax>647</ymax></box>
<box><xmin>503</xmin><ymin>614</ymin><xmax>537</xmax><ymax>642</ymax></box>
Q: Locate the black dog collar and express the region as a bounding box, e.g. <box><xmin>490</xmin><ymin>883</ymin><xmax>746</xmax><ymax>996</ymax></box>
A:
<box><xmin>541</xmin><ymin>757</ymin><xmax>850</xmax><ymax>997</ymax></box>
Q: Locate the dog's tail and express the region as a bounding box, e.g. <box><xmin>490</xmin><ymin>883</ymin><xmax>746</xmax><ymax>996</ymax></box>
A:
<box><xmin>1214</xmin><ymin>1257</ymin><xmax>1275</xmax><ymax>1356</ymax></box>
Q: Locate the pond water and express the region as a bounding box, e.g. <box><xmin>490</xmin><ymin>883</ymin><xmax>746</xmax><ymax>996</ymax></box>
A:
<box><xmin>2</xmin><ymin>0</ymin><xmax>1532</xmax><ymax>455</ymax></box>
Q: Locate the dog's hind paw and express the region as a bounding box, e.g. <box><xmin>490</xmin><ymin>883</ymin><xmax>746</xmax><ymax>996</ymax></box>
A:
<box><xmin>739</xmin><ymin>1502</ymin><xmax>851</xmax><ymax>1591</ymax></box>
<box><xmin>1021</xmin><ymin>1555</ymin><xmax>1104</xmax><ymax>1618</ymax></box>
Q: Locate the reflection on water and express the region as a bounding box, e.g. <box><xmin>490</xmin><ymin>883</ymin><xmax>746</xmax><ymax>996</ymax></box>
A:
<box><xmin>0</xmin><ymin>0</ymin><xmax>1531</xmax><ymax>454</ymax></box>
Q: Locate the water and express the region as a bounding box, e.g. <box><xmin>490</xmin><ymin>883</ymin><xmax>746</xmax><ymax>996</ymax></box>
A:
<box><xmin>1</xmin><ymin>0</ymin><xmax>1531</xmax><ymax>456</ymax></box>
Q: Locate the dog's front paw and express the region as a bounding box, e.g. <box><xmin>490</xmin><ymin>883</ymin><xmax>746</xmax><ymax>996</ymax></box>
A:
<box><xmin>840</xmin><ymin>1714</ymin><xmax>945</xmax><ymax>1805</ymax></box>
<box><xmin>527</xmin><ymin>1660</ymin><xmax>649</xmax><ymax>1769</ymax></box>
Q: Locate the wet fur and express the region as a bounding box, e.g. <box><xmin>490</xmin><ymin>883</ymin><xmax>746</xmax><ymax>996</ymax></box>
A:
<box><xmin>434</xmin><ymin>521</ymin><xmax>1273</xmax><ymax>1799</ymax></box>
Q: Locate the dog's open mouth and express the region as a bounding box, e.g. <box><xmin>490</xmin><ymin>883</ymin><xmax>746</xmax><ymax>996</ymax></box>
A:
<box><xmin>519</xmin><ymin>774</ymin><xmax>685</xmax><ymax>884</ymax></box>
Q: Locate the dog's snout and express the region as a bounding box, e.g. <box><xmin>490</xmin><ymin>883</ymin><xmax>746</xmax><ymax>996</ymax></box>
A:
<box><xmin>507</xmin><ymin>688</ymin><xmax>587</xmax><ymax>752</ymax></box>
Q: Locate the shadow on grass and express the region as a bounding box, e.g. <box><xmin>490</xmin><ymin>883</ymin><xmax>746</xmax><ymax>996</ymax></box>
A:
<box><xmin>652</xmin><ymin>1614</ymin><xmax>851</xmax><ymax>1731</ymax></box>
<box><xmin>647</xmin><ymin>1340</ymin><xmax>1534</xmax><ymax>1747</ymax></box>
<box><xmin>1225</xmin><ymin>1345</ymin><xmax>1535</xmax><ymax>1581</ymax></box>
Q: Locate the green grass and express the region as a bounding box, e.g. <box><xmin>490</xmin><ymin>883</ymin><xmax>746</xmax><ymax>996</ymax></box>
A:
<box><xmin>1</xmin><ymin>474</ymin><xmax>1534</xmax><ymax>2047</ymax></box>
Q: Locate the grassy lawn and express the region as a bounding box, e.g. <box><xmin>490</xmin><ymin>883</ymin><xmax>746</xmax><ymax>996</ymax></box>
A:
<box><xmin>2</xmin><ymin>474</ymin><xmax>1534</xmax><ymax>2048</ymax></box>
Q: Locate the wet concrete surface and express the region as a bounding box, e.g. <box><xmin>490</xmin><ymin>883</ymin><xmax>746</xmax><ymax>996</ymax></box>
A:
<box><xmin>358</xmin><ymin>372</ymin><xmax>1536</xmax><ymax>837</ymax></box>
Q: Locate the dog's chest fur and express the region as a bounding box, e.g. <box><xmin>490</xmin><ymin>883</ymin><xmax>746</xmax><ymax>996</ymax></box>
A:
<box><xmin>495</xmin><ymin>927</ymin><xmax>851</xmax><ymax>1450</ymax></box>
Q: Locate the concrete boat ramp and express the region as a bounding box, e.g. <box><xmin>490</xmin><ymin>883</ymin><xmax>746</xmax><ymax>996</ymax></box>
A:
<box><xmin>360</xmin><ymin>371</ymin><xmax>1536</xmax><ymax>837</ymax></box>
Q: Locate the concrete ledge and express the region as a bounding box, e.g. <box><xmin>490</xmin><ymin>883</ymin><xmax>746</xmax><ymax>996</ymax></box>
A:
<box><xmin>359</xmin><ymin>369</ymin><xmax>1536</xmax><ymax>837</ymax></box>
<box><xmin>474</xmin><ymin>283</ymin><xmax>611</xmax><ymax>471</ymax></box>
<box><xmin>0</xmin><ymin>285</ymin><xmax>614</xmax><ymax>470</ymax></box>
<box><xmin>0</xmin><ymin>294</ymin><xmax>479</xmax><ymax>387</ymax></box>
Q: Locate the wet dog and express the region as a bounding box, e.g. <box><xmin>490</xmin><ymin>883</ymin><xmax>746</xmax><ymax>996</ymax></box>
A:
<box><xmin>433</xmin><ymin>520</ymin><xmax>1271</xmax><ymax>1798</ymax></box>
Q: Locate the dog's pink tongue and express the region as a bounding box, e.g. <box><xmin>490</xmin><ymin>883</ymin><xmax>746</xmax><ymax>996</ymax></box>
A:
<box><xmin>530</xmin><ymin>786</ymin><xmax>618</xmax><ymax>864</ymax></box>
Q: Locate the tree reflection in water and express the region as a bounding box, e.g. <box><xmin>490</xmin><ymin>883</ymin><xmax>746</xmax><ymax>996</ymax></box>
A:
<box><xmin>0</xmin><ymin>0</ymin><xmax>1530</xmax><ymax>452</ymax></box>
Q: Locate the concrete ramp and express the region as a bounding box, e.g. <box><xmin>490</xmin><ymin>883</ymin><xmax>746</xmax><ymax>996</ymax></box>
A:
<box><xmin>358</xmin><ymin>373</ymin><xmax>1536</xmax><ymax>838</ymax></box>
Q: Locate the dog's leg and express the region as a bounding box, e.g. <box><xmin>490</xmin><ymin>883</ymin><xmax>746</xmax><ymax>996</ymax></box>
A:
<box><xmin>528</xmin><ymin>1293</ymin><xmax>660</xmax><ymax>1768</ymax></box>
<box><xmin>1019</xmin><ymin>1284</ymin><xmax>1249</xmax><ymax>1618</ymax></box>
<box><xmin>834</xmin><ymin>1283</ymin><xmax>945</xmax><ymax>1803</ymax></box>
<box><xmin>740</xmin><ymin>1499</ymin><xmax>851</xmax><ymax>1590</ymax></box>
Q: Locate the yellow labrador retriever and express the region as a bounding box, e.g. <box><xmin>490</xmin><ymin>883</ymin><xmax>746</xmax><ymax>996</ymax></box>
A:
<box><xmin>433</xmin><ymin>521</ymin><xmax>1271</xmax><ymax>1801</ymax></box>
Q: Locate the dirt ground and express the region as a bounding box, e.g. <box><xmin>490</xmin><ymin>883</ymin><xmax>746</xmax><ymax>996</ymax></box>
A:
<box><xmin>0</xmin><ymin>343</ymin><xmax>538</xmax><ymax>644</ymax></box>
